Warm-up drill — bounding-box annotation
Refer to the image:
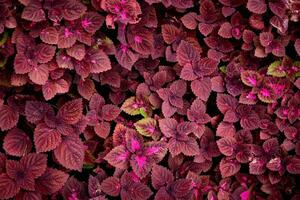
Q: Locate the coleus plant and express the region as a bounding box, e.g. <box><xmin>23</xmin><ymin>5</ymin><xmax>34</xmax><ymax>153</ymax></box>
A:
<box><xmin>0</xmin><ymin>0</ymin><xmax>299</xmax><ymax>199</ymax></box>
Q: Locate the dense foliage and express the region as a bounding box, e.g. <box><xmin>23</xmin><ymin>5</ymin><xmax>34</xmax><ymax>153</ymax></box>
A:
<box><xmin>0</xmin><ymin>0</ymin><xmax>299</xmax><ymax>199</ymax></box>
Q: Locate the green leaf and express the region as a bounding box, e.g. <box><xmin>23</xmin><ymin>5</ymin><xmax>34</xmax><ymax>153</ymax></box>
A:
<box><xmin>0</xmin><ymin>31</ymin><xmax>8</xmax><ymax>46</ymax></box>
<box><xmin>293</xmin><ymin>61</ymin><xmax>300</xmax><ymax>77</ymax></box>
<box><xmin>139</xmin><ymin>108</ymin><xmax>148</xmax><ymax>118</ymax></box>
<box><xmin>134</xmin><ymin>118</ymin><xmax>157</xmax><ymax>137</ymax></box>
<box><xmin>121</xmin><ymin>97</ymin><xmax>141</xmax><ymax>115</ymax></box>
<box><xmin>220</xmin><ymin>65</ymin><xmax>226</xmax><ymax>74</ymax></box>
<box><xmin>0</xmin><ymin>58</ymin><xmax>7</xmax><ymax>69</ymax></box>
<box><xmin>267</xmin><ymin>61</ymin><xmax>286</xmax><ymax>77</ymax></box>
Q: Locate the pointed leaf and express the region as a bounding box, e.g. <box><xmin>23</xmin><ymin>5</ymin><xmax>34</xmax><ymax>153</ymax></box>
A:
<box><xmin>3</xmin><ymin>128</ymin><xmax>32</xmax><ymax>157</ymax></box>
<box><xmin>34</xmin><ymin>123</ymin><xmax>61</xmax><ymax>153</ymax></box>
<box><xmin>135</xmin><ymin>118</ymin><xmax>157</xmax><ymax>137</ymax></box>
<box><xmin>54</xmin><ymin>135</ymin><xmax>84</xmax><ymax>171</ymax></box>
<box><xmin>0</xmin><ymin>105</ymin><xmax>19</xmax><ymax>131</ymax></box>
<box><xmin>36</xmin><ymin>168</ymin><xmax>69</xmax><ymax>195</ymax></box>
<box><xmin>57</xmin><ymin>99</ymin><xmax>83</xmax><ymax>125</ymax></box>
<box><xmin>104</xmin><ymin>145</ymin><xmax>130</xmax><ymax>169</ymax></box>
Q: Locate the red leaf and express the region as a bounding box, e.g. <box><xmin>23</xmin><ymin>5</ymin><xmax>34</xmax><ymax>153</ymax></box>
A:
<box><xmin>218</xmin><ymin>22</ymin><xmax>232</xmax><ymax>38</ymax></box>
<box><xmin>216</xmin><ymin>122</ymin><xmax>236</xmax><ymax>137</ymax></box>
<box><xmin>42</xmin><ymin>81</ymin><xmax>57</xmax><ymax>100</ymax></box>
<box><xmin>217</xmin><ymin>137</ymin><xmax>236</xmax><ymax>156</ymax></box>
<box><xmin>0</xmin><ymin>105</ymin><xmax>19</xmax><ymax>131</ymax></box>
<box><xmin>247</xmin><ymin>0</ymin><xmax>267</xmax><ymax>14</ymax></box>
<box><xmin>36</xmin><ymin>44</ymin><xmax>56</xmax><ymax>64</ymax></box>
<box><xmin>66</xmin><ymin>44</ymin><xmax>86</xmax><ymax>61</ymax></box>
<box><xmin>34</xmin><ymin>123</ymin><xmax>61</xmax><ymax>153</ymax></box>
<box><xmin>3</xmin><ymin>128</ymin><xmax>32</xmax><ymax>157</ymax></box>
<box><xmin>6</xmin><ymin>160</ymin><xmax>35</xmax><ymax>190</ymax></box>
<box><xmin>287</xmin><ymin>158</ymin><xmax>300</xmax><ymax>174</ymax></box>
<box><xmin>161</xmin><ymin>24</ymin><xmax>180</xmax><ymax>44</ymax></box>
<box><xmin>295</xmin><ymin>39</ymin><xmax>300</xmax><ymax>56</ymax></box>
<box><xmin>220</xmin><ymin>158</ymin><xmax>241</xmax><ymax>178</ymax></box>
<box><xmin>57</xmin><ymin>99</ymin><xmax>83</xmax><ymax>125</ymax></box>
<box><xmin>249</xmin><ymin>158</ymin><xmax>266</xmax><ymax>175</ymax></box>
<box><xmin>127</xmin><ymin>26</ymin><xmax>154</xmax><ymax>55</ymax></box>
<box><xmin>87</xmin><ymin>49</ymin><xmax>111</xmax><ymax>73</ymax></box>
<box><xmin>180</xmin><ymin>63</ymin><xmax>197</xmax><ymax>81</ymax></box>
<box><xmin>94</xmin><ymin>121</ymin><xmax>111</xmax><ymax>139</ymax></box>
<box><xmin>159</xmin><ymin>118</ymin><xmax>177</xmax><ymax>137</ymax></box>
<box><xmin>181</xmin><ymin>12</ymin><xmax>198</xmax><ymax>30</ymax></box>
<box><xmin>115</xmin><ymin>45</ymin><xmax>139</xmax><ymax>71</ymax></box>
<box><xmin>171</xmin><ymin>179</ymin><xmax>193</xmax><ymax>198</ymax></box>
<box><xmin>77</xmin><ymin>79</ymin><xmax>96</xmax><ymax>100</ymax></box>
<box><xmin>151</xmin><ymin>164</ymin><xmax>174</xmax><ymax>190</ymax></box>
<box><xmin>15</xmin><ymin>191</ymin><xmax>42</xmax><ymax>200</ymax></box>
<box><xmin>101</xmin><ymin>104</ymin><xmax>121</xmax><ymax>121</ymax></box>
<box><xmin>0</xmin><ymin>173</ymin><xmax>20</xmax><ymax>199</ymax></box>
<box><xmin>28</xmin><ymin>64</ymin><xmax>49</xmax><ymax>85</ymax></box>
<box><xmin>100</xmin><ymin>177</ymin><xmax>121</xmax><ymax>197</ymax></box>
<box><xmin>57</xmin><ymin>27</ymin><xmax>77</xmax><ymax>49</ymax></box>
<box><xmin>191</xmin><ymin>78</ymin><xmax>212</xmax><ymax>101</ymax></box>
<box><xmin>62</xmin><ymin>0</ymin><xmax>87</xmax><ymax>21</ymax></box>
<box><xmin>20</xmin><ymin>153</ymin><xmax>47</xmax><ymax>179</ymax></box>
<box><xmin>54</xmin><ymin>135</ymin><xmax>84</xmax><ymax>171</ymax></box>
<box><xmin>81</xmin><ymin>12</ymin><xmax>104</xmax><ymax>34</ymax></box>
<box><xmin>40</xmin><ymin>27</ymin><xmax>58</xmax><ymax>45</ymax></box>
<box><xmin>130</xmin><ymin>182</ymin><xmax>153</xmax><ymax>200</ymax></box>
<box><xmin>176</xmin><ymin>40</ymin><xmax>200</xmax><ymax>66</ymax></box>
<box><xmin>104</xmin><ymin>145</ymin><xmax>130</xmax><ymax>169</ymax></box>
<box><xmin>21</xmin><ymin>1</ymin><xmax>46</xmax><ymax>22</ymax></box>
<box><xmin>36</xmin><ymin>168</ymin><xmax>69</xmax><ymax>195</ymax></box>
<box><xmin>216</xmin><ymin>94</ymin><xmax>238</xmax><ymax>113</ymax></box>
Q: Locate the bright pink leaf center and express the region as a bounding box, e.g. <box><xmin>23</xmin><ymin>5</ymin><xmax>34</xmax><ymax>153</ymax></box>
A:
<box><xmin>240</xmin><ymin>191</ymin><xmax>250</xmax><ymax>200</ymax></box>
<box><xmin>260</xmin><ymin>88</ymin><xmax>270</xmax><ymax>97</ymax></box>
<box><xmin>135</xmin><ymin>155</ymin><xmax>146</xmax><ymax>168</ymax></box>
<box><xmin>64</xmin><ymin>28</ymin><xmax>73</xmax><ymax>38</ymax></box>
<box><xmin>145</xmin><ymin>146</ymin><xmax>159</xmax><ymax>155</ymax></box>
<box><xmin>134</xmin><ymin>35</ymin><xmax>142</xmax><ymax>43</ymax></box>
<box><xmin>247</xmin><ymin>77</ymin><xmax>257</xmax><ymax>86</ymax></box>
<box><xmin>131</xmin><ymin>139</ymin><xmax>141</xmax><ymax>151</ymax></box>
<box><xmin>81</xmin><ymin>19</ymin><xmax>91</xmax><ymax>28</ymax></box>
